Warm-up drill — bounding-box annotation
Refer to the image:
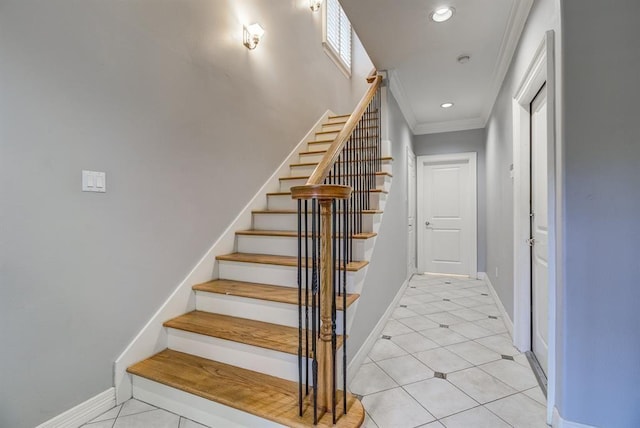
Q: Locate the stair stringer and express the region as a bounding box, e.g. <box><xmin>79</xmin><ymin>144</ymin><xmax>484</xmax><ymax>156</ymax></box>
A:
<box><xmin>113</xmin><ymin>110</ymin><xmax>335</xmax><ymax>404</ymax></box>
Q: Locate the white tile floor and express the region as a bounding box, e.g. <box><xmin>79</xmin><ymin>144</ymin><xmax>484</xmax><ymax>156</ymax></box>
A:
<box><xmin>80</xmin><ymin>399</ymin><xmax>210</xmax><ymax>428</ymax></box>
<box><xmin>83</xmin><ymin>274</ymin><xmax>547</xmax><ymax>428</ymax></box>
<box><xmin>352</xmin><ymin>274</ymin><xmax>548</xmax><ymax>428</ymax></box>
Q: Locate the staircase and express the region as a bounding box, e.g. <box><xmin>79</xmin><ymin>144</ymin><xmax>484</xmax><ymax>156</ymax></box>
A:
<box><xmin>127</xmin><ymin>80</ymin><xmax>391</xmax><ymax>427</ymax></box>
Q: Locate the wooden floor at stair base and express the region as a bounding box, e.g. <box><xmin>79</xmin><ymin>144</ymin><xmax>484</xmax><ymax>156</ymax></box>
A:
<box><xmin>128</xmin><ymin>349</ymin><xmax>364</xmax><ymax>428</ymax></box>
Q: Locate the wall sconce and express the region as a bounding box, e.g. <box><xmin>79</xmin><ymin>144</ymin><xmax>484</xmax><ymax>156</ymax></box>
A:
<box><xmin>243</xmin><ymin>23</ymin><xmax>265</xmax><ymax>50</ymax></box>
<box><xmin>309</xmin><ymin>0</ymin><xmax>323</xmax><ymax>12</ymax></box>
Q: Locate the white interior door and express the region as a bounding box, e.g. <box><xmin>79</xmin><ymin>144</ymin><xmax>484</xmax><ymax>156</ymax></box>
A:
<box><xmin>417</xmin><ymin>153</ymin><xmax>477</xmax><ymax>276</ymax></box>
<box><xmin>407</xmin><ymin>147</ymin><xmax>416</xmax><ymax>273</ymax></box>
<box><xmin>531</xmin><ymin>84</ymin><xmax>549</xmax><ymax>374</ymax></box>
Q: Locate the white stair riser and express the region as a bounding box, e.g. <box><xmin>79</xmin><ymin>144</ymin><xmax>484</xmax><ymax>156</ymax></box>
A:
<box><xmin>167</xmin><ymin>329</ymin><xmax>301</xmax><ymax>382</ymax></box>
<box><xmin>280</xmin><ymin>178</ymin><xmax>307</xmax><ymax>192</ymax></box>
<box><xmin>307</xmin><ymin>141</ymin><xmax>332</xmax><ymax>152</ymax></box>
<box><xmin>326</xmin><ymin>116</ymin><xmax>349</xmax><ymax>124</ymax></box>
<box><xmin>195</xmin><ymin>292</ymin><xmax>347</xmax><ymax>331</ymax></box>
<box><xmin>218</xmin><ymin>260</ymin><xmax>364</xmax><ymax>291</ymax></box>
<box><xmin>132</xmin><ymin>376</ymin><xmax>285</xmax><ymax>428</ymax></box>
<box><xmin>237</xmin><ymin>234</ymin><xmax>370</xmax><ymax>260</ymax></box>
<box><xmin>253</xmin><ymin>212</ymin><xmax>379</xmax><ymax>233</ymax></box>
<box><xmin>291</xmin><ymin>161</ymin><xmax>392</xmax><ymax>177</ymax></box>
<box><xmin>379</xmin><ymin>175</ymin><xmax>392</xmax><ymax>191</ymax></box>
<box><xmin>299</xmin><ymin>152</ymin><xmax>325</xmax><ymax>163</ymax></box>
<box><xmin>290</xmin><ymin>164</ymin><xmax>317</xmax><ymax>176</ymax></box>
<box><xmin>314</xmin><ymin>131</ymin><xmax>339</xmax><ymax>140</ymax></box>
<box><xmin>268</xmin><ymin>192</ymin><xmax>386</xmax><ymax>211</ymax></box>
<box><xmin>321</xmin><ymin>123</ymin><xmax>344</xmax><ymax>132</ymax></box>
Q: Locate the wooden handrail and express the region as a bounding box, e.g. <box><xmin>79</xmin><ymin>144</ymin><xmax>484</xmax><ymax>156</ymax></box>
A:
<box><xmin>290</xmin><ymin>73</ymin><xmax>383</xmax><ymax>423</ymax></box>
<box><xmin>305</xmin><ymin>74</ymin><xmax>382</xmax><ymax>186</ymax></box>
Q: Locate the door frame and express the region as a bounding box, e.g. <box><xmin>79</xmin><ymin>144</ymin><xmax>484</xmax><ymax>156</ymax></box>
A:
<box><xmin>407</xmin><ymin>145</ymin><xmax>417</xmax><ymax>275</ymax></box>
<box><xmin>512</xmin><ymin>31</ymin><xmax>556</xmax><ymax>423</ymax></box>
<box><xmin>417</xmin><ymin>152</ymin><xmax>477</xmax><ymax>277</ymax></box>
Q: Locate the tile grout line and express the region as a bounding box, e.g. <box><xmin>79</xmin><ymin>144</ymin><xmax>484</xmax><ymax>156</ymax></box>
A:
<box><xmin>360</xmin><ymin>274</ymin><xmax>545</xmax><ymax>428</ymax></box>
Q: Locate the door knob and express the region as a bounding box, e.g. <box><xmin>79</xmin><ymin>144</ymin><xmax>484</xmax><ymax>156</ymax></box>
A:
<box><xmin>425</xmin><ymin>221</ymin><xmax>431</xmax><ymax>226</ymax></box>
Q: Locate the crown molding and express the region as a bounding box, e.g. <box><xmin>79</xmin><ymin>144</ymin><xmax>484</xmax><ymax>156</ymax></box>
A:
<box><xmin>481</xmin><ymin>0</ymin><xmax>535</xmax><ymax>122</ymax></box>
<box><xmin>387</xmin><ymin>69</ymin><xmax>417</xmax><ymax>133</ymax></box>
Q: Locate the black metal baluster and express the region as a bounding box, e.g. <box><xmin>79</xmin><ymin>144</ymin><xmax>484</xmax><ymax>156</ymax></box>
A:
<box><xmin>316</xmin><ymin>203</ymin><xmax>321</xmax><ymax>348</ymax></box>
<box><xmin>304</xmin><ymin>200</ymin><xmax>309</xmax><ymax>396</ymax></box>
<box><xmin>311</xmin><ymin>199</ymin><xmax>318</xmax><ymax>425</ymax></box>
<box><xmin>342</xmin><ymin>196</ymin><xmax>348</xmax><ymax>414</ymax></box>
<box><xmin>297</xmin><ymin>199</ymin><xmax>303</xmax><ymax>417</ymax></box>
<box><xmin>331</xmin><ymin>199</ymin><xmax>337</xmax><ymax>424</ymax></box>
<box><xmin>337</xmin><ymin>154</ymin><xmax>342</xmax><ymax>297</ymax></box>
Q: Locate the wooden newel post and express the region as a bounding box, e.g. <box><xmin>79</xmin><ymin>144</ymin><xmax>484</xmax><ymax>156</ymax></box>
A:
<box><xmin>290</xmin><ymin>184</ymin><xmax>352</xmax><ymax>418</ymax></box>
<box><xmin>317</xmin><ymin>198</ymin><xmax>334</xmax><ymax>413</ymax></box>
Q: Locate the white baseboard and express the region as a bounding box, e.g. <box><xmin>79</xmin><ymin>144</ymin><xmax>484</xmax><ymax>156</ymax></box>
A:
<box><xmin>113</xmin><ymin>111</ymin><xmax>334</xmax><ymax>404</ymax></box>
<box><xmin>35</xmin><ymin>388</ymin><xmax>115</xmax><ymax>428</ymax></box>
<box><xmin>478</xmin><ymin>272</ymin><xmax>514</xmax><ymax>337</ymax></box>
<box><xmin>346</xmin><ymin>275</ymin><xmax>410</xmax><ymax>385</ymax></box>
<box><xmin>553</xmin><ymin>407</ymin><xmax>598</xmax><ymax>428</ymax></box>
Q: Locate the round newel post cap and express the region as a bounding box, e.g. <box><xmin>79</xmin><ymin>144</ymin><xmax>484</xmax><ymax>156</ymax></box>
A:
<box><xmin>290</xmin><ymin>184</ymin><xmax>352</xmax><ymax>200</ymax></box>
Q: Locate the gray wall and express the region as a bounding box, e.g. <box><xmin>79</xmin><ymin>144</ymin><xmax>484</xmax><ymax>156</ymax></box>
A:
<box><xmin>349</xmin><ymin>91</ymin><xmax>412</xmax><ymax>356</ymax></box>
<box><xmin>414</xmin><ymin>129</ymin><xmax>487</xmax><ymax>273</ymax></box>
<box><xmin>484</xmin><ymin>0</ymin><xmax>559</xmax><ymax>319</ymax></box>
<box><xmin>0</xmin><ymin>1</ymin><xmax>373</xmax><ymax>426</ymax></box>
<box><xmin>560</xmin><ymin>1</ymin><xmax>640</xmax><ymax>426</ymax></box>
<box><xmin>485</xmin><ymin>0</ymin><xmax>640</xmax><ymax>425</ymax></box>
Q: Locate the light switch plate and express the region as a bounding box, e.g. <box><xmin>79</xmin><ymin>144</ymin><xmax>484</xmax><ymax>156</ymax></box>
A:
<box><xmin>82</xmin><ymin>170</ymin><xmax>106</xmax><ymax>193</ymax></box>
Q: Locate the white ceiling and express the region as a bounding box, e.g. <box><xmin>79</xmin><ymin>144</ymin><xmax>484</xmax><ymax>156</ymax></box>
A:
<box><xmin>340</xmin><ymin>0</ymin><xmax>533</xmax><ymax>134</ymax></box>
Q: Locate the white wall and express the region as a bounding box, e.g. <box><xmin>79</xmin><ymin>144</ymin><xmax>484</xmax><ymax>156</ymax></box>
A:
<box><xmin>0</xmin><ymin>1</ymin><xmax>373</xmax><ymax>427</ymax></box>
<box><xmin>413</xmin><ymin>129</ymin><xmax>487</xmax><ymax>272</ymax></box>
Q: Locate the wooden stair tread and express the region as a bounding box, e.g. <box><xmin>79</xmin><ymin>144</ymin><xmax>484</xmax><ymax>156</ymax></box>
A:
<box><xmin>328</xmin><ymin>114</ymin><xmax>351</xmax><ymax>119</ymax></box>
<box><xmin>164</xmin><ymin>311</ymin><xmax>341</xmax><ymax>355</ymax></box>
<box><xmin>299</xmin><ymin>149</ymin><xmax>389</xmax><ymax>156</ymax></box>
<box><xmin>308</xmin><ymin>136</ymin><xmax>381</xmax><ymax>145</ymax></box>
<box><xmin>127</xmin><ymin>349</ymin><xmax>364</xmax><ymax>428</ymax></box>
<box><xmin>308</xmin><ymin>138</ymin><xmax>335</xmax><ymax>144</ymax></box>
<box><xmin>316</xmin><ymin>125</ymin><xmax>378</xmax><ymax>133</ymax></box>
<box><xmin>280</xmin><ymin>171</ymin><xmax>391</xmax><ymax>181</ymax></box>
<box><xmin>217</xmin><ymin>252</ymin><xmax>369</xmax><ymax>271</ymax></box>
<box><xmin>236</xmin><ymin>229</ymin><xmax>377</xmax><ymax>239</ymax></box>
<box><xmin>193</xmin><ymin>279</ymin><xmax>359</xmax><ymax>310</ymax></box>
<box><xmin>252</xmin><ymin>209</ymin><xmax>383</xmax><ymax>215</ymax></box>
<box><xmin>288</xmin><ymin>167</ymin><xmax>393</xmax><ymax>180</ymax></box>
<box><xmin>290</xmin><ymin>160</ymin><xmax>390</xmax><ymax>167</ymax></box>
<box><xmin>268</xmin><ymin>189</ymin><xmax>388</xmax><ymax>195</ymax></box>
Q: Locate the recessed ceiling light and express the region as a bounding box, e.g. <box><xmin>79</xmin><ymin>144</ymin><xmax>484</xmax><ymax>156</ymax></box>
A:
<box><xmin>430</xmin><ymin>6</ymin><xmax>455</xmax><ymax>23</ymax></box>
<box><xmin>441</xmin><ymin>102</ymin><xmax>454</xmax><ymax>108</ymax></box>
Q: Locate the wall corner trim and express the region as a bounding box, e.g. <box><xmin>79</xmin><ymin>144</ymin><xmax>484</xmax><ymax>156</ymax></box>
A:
<box><xmin>347</xmin><ymin>275</ymin><xmax>411</xmax><ymax>384</ymax></box>
<box><xmin>478</xmin><ymin>272</ymin><xmax>514</xmax><ymax>338</ymax></box>
<box><xmin>553</xmin><ymin>407</ymin><xmax>599</xmax><ymax>428</ymax></box>
<box><xmin>35</xmin><ymin>388</ymin><xmax>116</xmax><ymax>428</ymax></box>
